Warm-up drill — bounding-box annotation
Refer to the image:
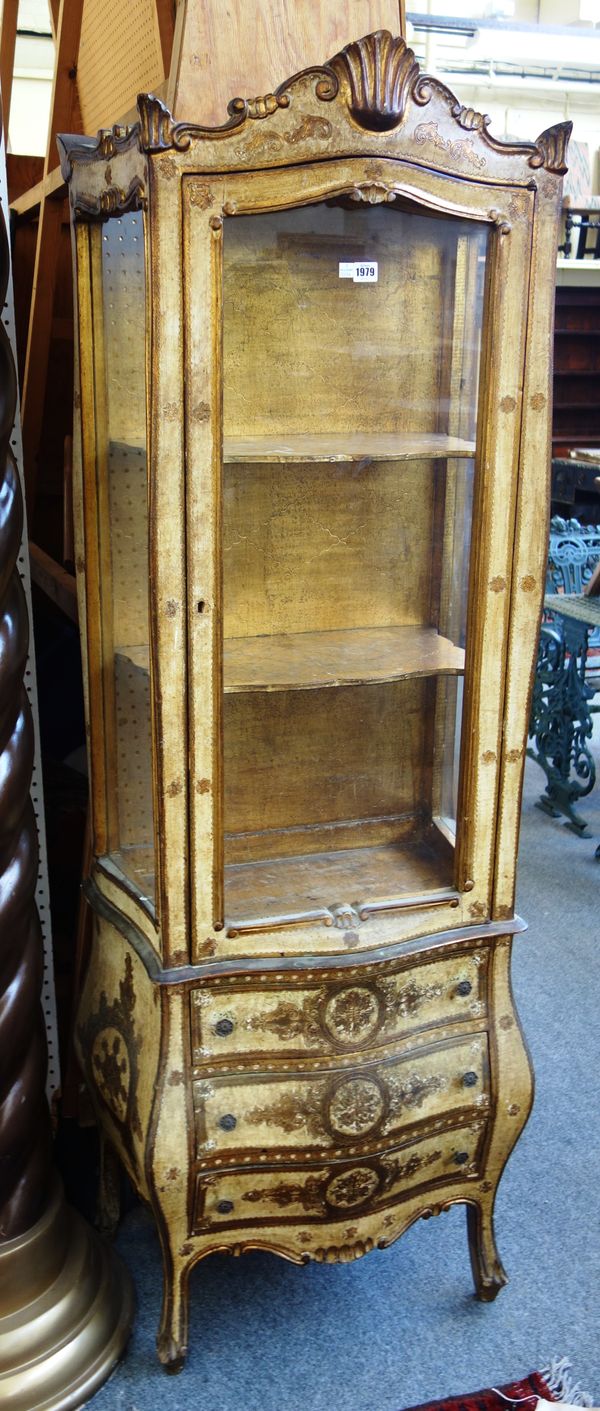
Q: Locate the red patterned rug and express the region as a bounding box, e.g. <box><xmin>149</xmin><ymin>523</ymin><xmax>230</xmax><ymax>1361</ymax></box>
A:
<box><xmin>402</xmin><ymin>1360</ymin><xmax>594</xmax><ymax>1411</ymax></box>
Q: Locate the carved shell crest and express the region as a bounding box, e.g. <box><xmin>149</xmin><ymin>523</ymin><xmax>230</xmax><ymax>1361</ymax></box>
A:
<box><xmin>328</xmin><ymin>30</ymin><xmax>424</xmax><ymax>131</ymax></box>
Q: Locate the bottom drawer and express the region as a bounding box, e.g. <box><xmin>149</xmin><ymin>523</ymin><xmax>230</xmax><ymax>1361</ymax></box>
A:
<box><xmin>193</xmin><ymin>1116</ymin><xmax>486</xmax><ymax>1233</ymax></box>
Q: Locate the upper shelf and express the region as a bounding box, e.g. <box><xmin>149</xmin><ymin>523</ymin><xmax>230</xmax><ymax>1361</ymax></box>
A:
<box><xmin>223</xmin><ymin>433</ymin><xmax>476</xmax><ymax>464</ymax></box>
<box><xmin>224</xmin><ymin>625</ymin><xmax>464</xmax><ymax>692</ymax></box>
<box><xmin>117</xmin><ymin>626</ymin><xmax>464</xmax><ymax>696</ymax></box>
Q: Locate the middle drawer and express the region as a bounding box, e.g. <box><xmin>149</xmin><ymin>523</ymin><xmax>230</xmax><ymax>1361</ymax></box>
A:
<box><xmin>193</xmin><ymin>1030</ymin><xmax>489</xmax><ymax>1163</ymax></box>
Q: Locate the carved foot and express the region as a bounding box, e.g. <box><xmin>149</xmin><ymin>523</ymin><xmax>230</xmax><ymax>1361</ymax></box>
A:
<box><xmin>157</xmin><ymin>1257</ymin><xmax>189</xmax><ymax>1374</ymax></box>
<box><xmin>156</xmin><ymin>1332</ymin><xmax>186</xmax><ymax>1375</ymax></box>
<box><xmin>466</xmin><ymin>1200</ymin><xmax>508</xmax><ymax>1302</ymax></box>
<box><xmin>95</xmin><ymin>1134</ymin><xmax>121</xmax><ymax>1237</ymax></box>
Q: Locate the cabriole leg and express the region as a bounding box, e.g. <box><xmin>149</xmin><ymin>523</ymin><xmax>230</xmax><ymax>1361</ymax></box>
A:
<box><xmin>96</xmin><ymin>1131</ymin><xmax>121</xmax><ymax>1237</ymax></box>
<box><xmin>156</xmin><ymin>1252</ymin><xmax>190</xmax><ymax>1374</ymax></box>
<box><xmin>466</xmin><ymin>1197</ymin><xmax>508</xmax><ymax>1301</ymax></box>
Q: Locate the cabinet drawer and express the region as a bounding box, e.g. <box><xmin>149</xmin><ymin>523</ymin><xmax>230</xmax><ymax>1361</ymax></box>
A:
<box><xmin>193</xmin><ymin>1116</ymin><xmax>486</xmax><ymax>1233</ymax></box>
<box><xmin>193</xmin><ymin>1032</ymin><xmax>489</xmax><ymax>1162</ymax></box>
<box><xmin>192</xmin><ymin>945</ymin><xmax>487</xmax><ymax>1064</ymax></box>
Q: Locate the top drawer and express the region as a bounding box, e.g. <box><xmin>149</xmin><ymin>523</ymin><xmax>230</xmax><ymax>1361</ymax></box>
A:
<box><xmin>192</xmin><ymin>944</ymin><xmax>487</xmax><ymax>1065</ymax></box>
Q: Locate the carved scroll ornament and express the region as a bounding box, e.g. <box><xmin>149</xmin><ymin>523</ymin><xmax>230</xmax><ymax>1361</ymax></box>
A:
<box><xmin>58</xmin><ymin>30</ymin><xmax>571</xmax><ymax>192</ymax></box>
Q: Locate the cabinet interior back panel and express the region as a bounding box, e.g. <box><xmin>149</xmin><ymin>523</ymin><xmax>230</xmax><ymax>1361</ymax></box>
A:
<box><xmin>223</xmin><ymin>203</ymin><xmax>457</xmax><ymax>437</ymax></box>
<box><xmin>224</xmin><ymin>457</ymin><xmax>439</xmax><ymax>638</ymax></box>
<box><xmin>224</xmin><ymin>677</ymin><xmax>434</xmax><ymax>861</ymax></box>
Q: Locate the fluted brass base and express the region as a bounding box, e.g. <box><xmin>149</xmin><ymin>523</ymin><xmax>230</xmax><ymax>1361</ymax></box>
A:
<box><xmin>0</xmin><ymin>1177</ymin><xmax>134</xmax><ymax>1410</ymax></box>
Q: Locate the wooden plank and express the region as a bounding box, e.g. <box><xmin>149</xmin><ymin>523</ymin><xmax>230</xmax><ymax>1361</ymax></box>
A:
<box><xmin>44</xmin><ymin>0</ymin><xmax>85</xmax><ymax>178</ymax></box>
<box><xmin>20</xmin><ymin>0</ymin><xmax>84</xmax><ymax>515</ymax></box>
<box><xmin>6</xmin><ymin>155</ymin><xmax>43</xmax><ymax>203</ymax></box>
<box><xmin>29</xmin><ymin>541</ymin><xmax>78</xmax><ymax>622</ymax></box>
<box><xmin>0</xmin><ymin>0</ymin><xmax>18</xmax><ymax>133</ymax></box>
<box><xmin>21</xmin><ymin>195</ymin><xmax>65</xmax><ymax>512</ymax></box>
<box><xmin>11</xmin><ymin>166</ymin><xmax>65</xmax><ymax>218</ymax></box>
<box><xmin>223</xmin><ymin>432</ymin><xmax>475</xmax><ymax>463</ymax></box>
<box><xmin>169</xmin><ymin>0</ymin><xmax>404</xmax><ymax>124</ymax></box>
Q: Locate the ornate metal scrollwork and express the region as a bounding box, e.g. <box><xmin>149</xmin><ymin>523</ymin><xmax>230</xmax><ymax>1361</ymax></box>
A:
<box><xmin>528</xmin><ymin>619</ymin><xmax>597</xmax><ymax>834</ymax></box>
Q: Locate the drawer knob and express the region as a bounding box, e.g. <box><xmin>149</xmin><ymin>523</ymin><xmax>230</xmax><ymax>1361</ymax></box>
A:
<box><xmin>217</xmin><ymin>1200</ymin><xmax>234</xmax><ymax>1214</ymax></box>
<box><xmin>456</xmin><ymin>980</ymin><xmax>472</xmax><ymax>997</ymax></box>
<box><xmin>462</xmin><ymin>1071</ymin><xmax>478</xmax><ymax>1087</ymax></box>
<box><xmin>215</xmin><ymin>1018</ymin><xmax>234</xmax><ymax>1037</ymax></box>
<box><xmin>453</xmin><ymin>1150</ymin><xmax>469</xmax><ymax>1165</ymax></box>
<box><xmin>219</xmin><ymin>1113</ymin><xmax>237</xmax><ymax>1131</ymax></box>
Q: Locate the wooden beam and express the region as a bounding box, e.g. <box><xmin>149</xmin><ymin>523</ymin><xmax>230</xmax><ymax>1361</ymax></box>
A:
<box><xmin>10</xmin><ymin>164</ymin><xmax>65</xmax><ymax>218</ymax></box>
<box><xmin>155</xmin><ymin>0</ymin><xmax>176</xmax><ymax>76</ymax></box>
<box><xmin>0</xmin><ymin>0</ymin><xmax>19</xmax><ymax>132</ymax></box>
<box><xmin>21</xmin><ymin>0</ymin><xmax>84</xmax><ymax>516</ymax></box>
<box><xmin>44</xmin><ymin>0</ymin><xmax>85</xmax><ymax>177</ymax></box>
<box><xmin>29</xmin><ymin>541</ymin><xmax>78</xmax><ymax>622</ymax></box>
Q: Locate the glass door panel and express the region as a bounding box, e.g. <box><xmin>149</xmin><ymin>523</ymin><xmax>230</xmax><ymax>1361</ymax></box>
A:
<box><xmin>91</xmin><ymin>211</ymin><xmax>154</xmax><ymax>904</ymax></box>
<box><xmin>221</xmin><ymin>199</ymin><xmax>487</xmax><ymax>927</ymax></box>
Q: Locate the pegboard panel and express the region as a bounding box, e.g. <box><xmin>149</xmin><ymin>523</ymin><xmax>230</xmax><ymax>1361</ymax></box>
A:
<box><xmin>101</xmin><ymin>214</ymin><xmax>148</xmax><ymax>649</ymax></box>
<box><xmin>114</xmin><ymin>649</ymin><xmax>154</xmax><ymax>855</ymax></box>
<box><xmin>0</xmin><ymin>134</ymin><xmax>60</xmax><ymax>1102</ymax></box>
<box><xmin>77</xmin><ymin>0</ymin><xmax>165</xmax><ymax>133</ymax></box>
<box><xmin>101</xmin><ymin>214</ymin><xmax>146</xmax><ymax>445</ymax></box>
<box><xmin>109</xmin><ymin>444</ymin><xmax>149</xmax><ymax>647</ymax></box>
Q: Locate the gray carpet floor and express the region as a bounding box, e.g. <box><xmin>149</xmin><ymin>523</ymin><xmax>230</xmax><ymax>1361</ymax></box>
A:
<box><xmin>88</xmin><ymin>734</ymin><xmax>600</xmax><ymax>1410</ymax></box>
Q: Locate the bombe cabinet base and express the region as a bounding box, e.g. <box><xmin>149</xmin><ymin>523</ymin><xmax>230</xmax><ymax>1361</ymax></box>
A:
<box><xmin>77</xmin><ymin>902</ymin><xmax>531</xmax><ymax>1369</ymax></box>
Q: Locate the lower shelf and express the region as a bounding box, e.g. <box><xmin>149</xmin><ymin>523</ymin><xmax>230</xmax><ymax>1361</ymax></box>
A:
<box><xmin>224</xmin><ymin>830</ymin><xmax>454</xmax><ymax>934</ymax></box>
<box><xmin>108</xmin><ymin>830</ymin><xmax>456</xmax><ymax>939</ymax></box>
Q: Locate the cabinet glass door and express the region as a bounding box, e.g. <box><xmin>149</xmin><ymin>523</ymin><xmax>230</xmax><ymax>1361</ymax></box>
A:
<box><xmin>221</xmin><ymin>199</ymin><xmax>487</xmax><ymax>928</ymax></box>
<box><xmin>89</xmin><ymin>211</ymin><xmax>155</xmax><ymax>905</ymax></box>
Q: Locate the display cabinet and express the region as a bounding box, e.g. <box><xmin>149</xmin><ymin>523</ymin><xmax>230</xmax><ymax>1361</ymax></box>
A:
<box><xmin>60</xmin><ymin>30</ymin><xmax>569</xmax><ymax>1370</ymax></box>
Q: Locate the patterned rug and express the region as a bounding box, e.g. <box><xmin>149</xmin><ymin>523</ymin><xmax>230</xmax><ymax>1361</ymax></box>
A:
<box><xmin>402</xmin><ymin>1360</ymin><xmax>594</xmax><ymax>1411</ymax></box>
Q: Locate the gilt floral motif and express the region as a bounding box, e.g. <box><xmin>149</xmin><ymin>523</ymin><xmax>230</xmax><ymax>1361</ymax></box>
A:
<box><xmin>325</xmin><ymin>1166</ymin><xmax>380</xmax><ymax>1209</ymax></box>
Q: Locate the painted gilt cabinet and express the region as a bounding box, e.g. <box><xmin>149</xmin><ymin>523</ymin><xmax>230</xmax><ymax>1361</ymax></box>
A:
<box><xmin>60</xmin><ymin>31</ymin><xmax>568</xmax><ymax>1370</ymax></box>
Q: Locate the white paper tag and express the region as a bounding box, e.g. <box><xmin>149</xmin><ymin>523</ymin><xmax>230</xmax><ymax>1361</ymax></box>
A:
<box><xmin>338</xmin><ymin>261</ymin><xmax>378</xmax><ymax>283</ymax></box>
<box><xmin>537</xmin><ymin>1403</ymin><xmax>598</xmax><ymax>1411</ymax></box>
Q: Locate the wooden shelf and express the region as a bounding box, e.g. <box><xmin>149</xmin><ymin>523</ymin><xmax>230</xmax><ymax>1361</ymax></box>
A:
<box><xmin>223</xmin><ymin>432</ymin><xmax>476</xmax><ymax>464</ymax></box>
<box><xmin>224</xmin><ymin>625</ymin><xmax>464</xmax><ymax>693</ymax></box>
<box><xmin>224</xmin><ymin>832</ymin><xmax>455</xmax><ymax>933</ymax></box>
<box><xmin>118</xmin><ymin>626</ymin><xmax>464</xmax><ymax>697</ymax></box>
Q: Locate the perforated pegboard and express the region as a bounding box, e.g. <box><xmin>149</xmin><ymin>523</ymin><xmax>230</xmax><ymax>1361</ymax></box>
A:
<box><xmin>77</xmin><ymin>0</ymin><xmax>165</xmax><ymax>133</ymax></box>
<box><xmin>0</xmin><ymin>132</ymin><xmax>60</xmax><ymax>1101</ymax></box>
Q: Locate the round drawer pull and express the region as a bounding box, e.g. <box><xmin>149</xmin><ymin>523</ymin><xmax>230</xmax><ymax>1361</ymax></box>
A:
<box><xmin>453</xmin><ymin>1150</ymin><xmax>469</xmax><ymax>1165</ymax></box>
<box><xmin>217</xmin><ymin>1199</ymin><xmax>234</xmax><ymax>1214</ymax></box>
<box><xmin>456</xmin><ymin>980</ymin><xmax>472</xmax><ymax>997</ymax></box>
<box><xmin>462</xmin><ymin>1071</ymin><xmax>478</xmax><ymax>1087</ymax></box>
<box><xmin>215</xmin><ymin>1018</ymin><xmax>234</xmax><ymax>1037</ymax></box>
<box><xmin>219</xmin><ymin>1113</ymin><xmax>237</xmax><ymax>1131</ymax></box>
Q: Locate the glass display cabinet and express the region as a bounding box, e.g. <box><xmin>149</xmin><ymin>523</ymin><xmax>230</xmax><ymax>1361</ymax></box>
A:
<box><xmin>60</xmin><ymin>29</ymin><xmax>569</xmax><ymax>1370</ymax></box>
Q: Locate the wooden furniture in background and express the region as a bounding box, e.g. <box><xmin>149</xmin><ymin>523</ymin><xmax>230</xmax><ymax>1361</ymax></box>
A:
<box><xmin>61</xmin><ymin>28</ymin><xmax>568</xmax><ymax>1368</ymax></box>
<box><xmin>553</xmin><ymin>286</ymin><xmax>600</xmax><ymax>458</ymax></box>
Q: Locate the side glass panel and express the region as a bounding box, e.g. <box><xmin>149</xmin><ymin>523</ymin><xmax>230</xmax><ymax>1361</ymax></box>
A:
<box><xmin>221</xmin><ymin>201</ymin><xmax>487</xmax><ymax>928</ymax></box>
<box><xmin>92</xmin><ymin>212</ymin><xmax>155</xmax><ymax>905</ymax></box>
